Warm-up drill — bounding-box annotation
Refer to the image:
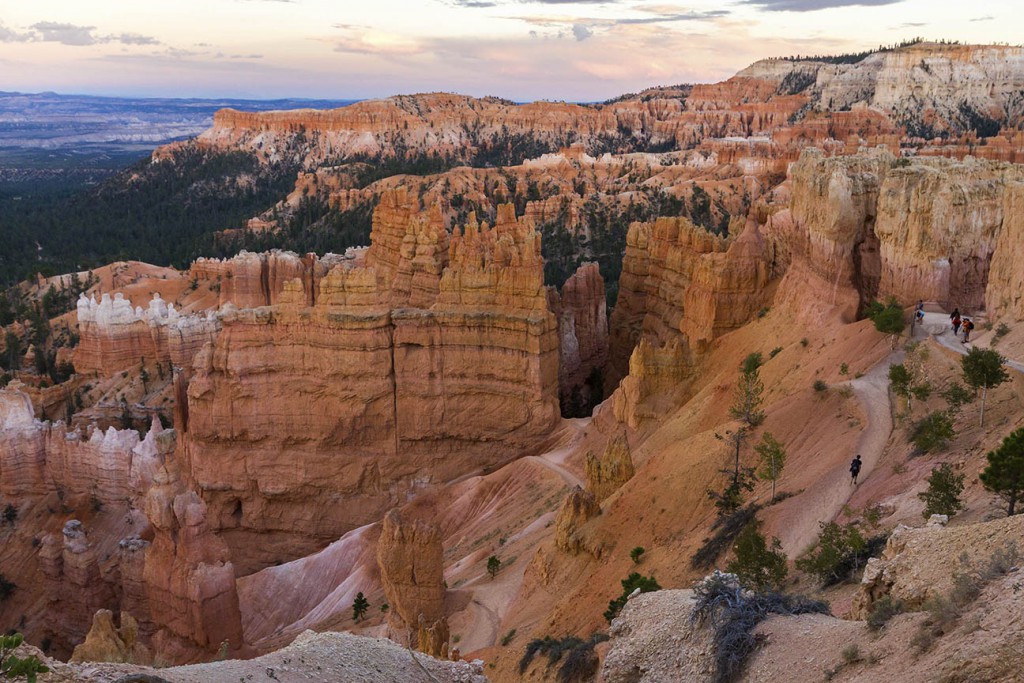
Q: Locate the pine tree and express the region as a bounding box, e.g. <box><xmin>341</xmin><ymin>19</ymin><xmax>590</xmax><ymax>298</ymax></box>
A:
<box><xmin>961</xmin><ymin>348</ymin><xmax>1009</xmax><ymax>427</ymax></box>
<box><xmin>726</xmin><ymin>520</ymin><xmax>788</xmax><ymax>590</ymax></box>
<box><xmin>918</xmin><ymin>463</ymin><xmax>964</xmax><ymax>518</ymax></box>
<box><xmin>352</xmin><ymin>592</ymin><xmax>369</xmax><ymax>622</ymax></box>
<box><xmin>755</xmin><ymin>432</ymin><xmax>786</xmax><ymax>503</ymax></box>
<box><xmin>980</xmin><ymin>427</ymin><xmax>1024</xmax><ymax>516</ymax></box>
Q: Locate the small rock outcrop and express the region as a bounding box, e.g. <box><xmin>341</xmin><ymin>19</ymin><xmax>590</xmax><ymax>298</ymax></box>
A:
<box><xmin>554</xmin><ymin>486</ymin><xmax>601</xmax><ymax>556</ymax></box>
<box><xmin>70</xmin><ymin>609</ymin><xmax>152</xmax><ymax>664</ymax></box>
<box><xmin>585</xmin><ymin>433</ymin><xmax>635</xmax><ymax>502</ymax></box>
<box><xmin>376</xmin><ymin>509</ymin><xmax>448</xmax><ymax>658</ymax></box>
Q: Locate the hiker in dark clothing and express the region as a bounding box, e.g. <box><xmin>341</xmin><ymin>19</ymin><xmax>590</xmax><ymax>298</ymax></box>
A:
<box><xmin>950</xmin><ymin>308</ymin><xmax>960</xmax><ymax>322</ymax></box>
<box><xmin>850</xmin><ymin>455</ymin><xmax>862</xmax><ymax>485</ymax></box>
<box><xmin>961</xmin><ymin>318</ymin><xmax>974</xmax><ymax>343</ymax></box>
<box><xmin>952</xmin><ymin>313</ymin><xmax>961</xmax><ymax>335</ymax></box>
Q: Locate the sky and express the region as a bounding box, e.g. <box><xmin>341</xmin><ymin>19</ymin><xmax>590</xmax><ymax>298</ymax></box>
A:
<box><xmin>0</xmin><ymin>0</ymin><xmax>1021</xmax><ymax>102</ymax></box>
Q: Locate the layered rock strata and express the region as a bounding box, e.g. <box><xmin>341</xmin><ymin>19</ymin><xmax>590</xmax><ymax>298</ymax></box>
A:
<box><xmin>75</xmin><ymin>292</ymin><xmax>220</xmax><ymax>376</ymax></box>
<box><xmin>585</xmin><ymin>432</ymin><xmax>635</xmax><ymax>502</ymax></box>
<box><xmin>181</xmin><ymin>197</ymin><xmax>561</xmax><ymax>572</ymax></box>
<box><xmin>376</xmin><ymin>510</ymin><xmax>448</xmax><ymax>658</ymax></box>
<box><xmin>554</xmin><ymin>485</ymin><xmax>602</xmax><ymax>556</ymax></box>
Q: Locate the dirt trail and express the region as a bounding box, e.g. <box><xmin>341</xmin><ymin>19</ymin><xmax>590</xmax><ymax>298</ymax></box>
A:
<box><xmin>918</xmin><ymin>311</ymin><xmax>1024</xmax><ymax>373</ymax></box>
<box><xmin>785</xmin><ymin>347</ymin><xmax>903</xmax><ymax>552</ymax></box>
<box><xmin>523</xmin><ymin>417</ymin><xmax>588</xmax><ymax>488</ymax></box>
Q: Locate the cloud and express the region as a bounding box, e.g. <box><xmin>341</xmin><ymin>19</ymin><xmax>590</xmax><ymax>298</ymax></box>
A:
<box><xmin>445</xmin><ymin>0</ymin><xmax>614</xmax><ymax>6</ymax></box>
<box><xmin>31</xmin><ymin>21</ymin><xmax>99</xmax><ymax>46</ymax></box>
<box><xmin>572</xmin><ymin>23</ymin><xmax>593</xmax><ymax>41</ymax></box>
<box><xmin>0</xmin><ymin>23</ymin><xmax>33</xmax><ymax>42</ymax></box>
<box><xmin>9</xmin><ymin>21</ymin><xmax>162</xmax><ymax>46</ymax></box>
<box><xmin>741</xmin><ymin>0</ymin><xmax>905</xmax><ymax>11</ymax></box>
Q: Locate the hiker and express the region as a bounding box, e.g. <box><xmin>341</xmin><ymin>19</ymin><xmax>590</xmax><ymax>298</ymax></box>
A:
<box><xmin>961</xmin><ymin>318</ymin><xmax>975</xmax><ymax>343</ymax></box>
<box><xmin>850</xmin><ymin>454</ymin><xmax>862</xmax><ymax>485</ymax></box>
<box><xmin>952</xmin><ymin>312</ymin><xmax>961</xmax><ymax>335</ymax></box>
<box><xmin>950</xmin><ymin>307</ymin><xmax>960</xmax><ymax>322</ymax></box>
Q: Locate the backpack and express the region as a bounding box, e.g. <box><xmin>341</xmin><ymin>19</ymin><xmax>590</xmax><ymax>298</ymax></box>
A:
<box><xmin>965</xmin><ymin>320</ymin><xmax>974</xmax><ymax>331</ymax></box>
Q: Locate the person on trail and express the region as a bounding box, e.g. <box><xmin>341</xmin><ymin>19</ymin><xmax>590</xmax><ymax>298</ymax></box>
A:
<box><xmin>850</xmin><ymin>454</ymin><xmax>862</xmax><ymax>485</ymax></box>
<box><xmin>961</xmin><ymin>318</ymin><xmax>974</xmax><ymax>343</ymax></box>
<box><xmin>952</xmin><ymin>313</ymin><xmax>962</xmax><ymax>336</ymax></box>
<box><xmin>950</xmin><ymin>307</ymin><xmax>960</xmax><ymax>322</ymax></box>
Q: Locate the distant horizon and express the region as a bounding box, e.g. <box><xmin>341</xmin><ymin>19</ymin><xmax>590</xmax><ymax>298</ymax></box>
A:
<box><xmin>3</xmin><ymin>1</ymin><xmax>1022</xmax><ymax>102</ymax></box>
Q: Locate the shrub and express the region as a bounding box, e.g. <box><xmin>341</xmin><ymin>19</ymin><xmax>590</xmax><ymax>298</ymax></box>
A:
<box><xmin>725</xmin><ymin>520</ymin><xmax>788</xmax><ymax>591</ymax></box>
<box><xmin>769</xmin><ymin>346</ymin><xmax>783</xmax><ymax>358</ymax></box>
<box><xmin>500</xmin><ymin>629</ymin><xmax>517</xmax><ymax>646</ymax></box>
<box><xmin>796</xmin><ymin>522</ymin><xmax>884</xmax><ymax>586</ymax></box>
<box><xmin>692</xmin><ymin>505</ymin><xmax>760</xmax><ymax>570</ymax></box>
<box><xmin>865</xmin><ymin>595</ymin><xmax>904</xmax><ymax>631</ymax></box>
<box><xmin>865</xmin><ymin>298</ymin><xmax>905</xmax><ymax>336</ymax></box>
<box><xmin>518</xmin><ymin>633</ymin><xmax>609</xmax><ymax>683</ymax></box>
<box><xmin>2</xmin><ymin>504</ymin><xmax>15</xmax><ymax>525</ymax></box>
<box><xmin>839</xmin><ymin>363</ymin><xmax>849</xmax><ymax>375</ymax></box>
<box><xmin>992</xmin><ymin>322</ymin><xmax>1011</xmax><ymax>344</ymax></box>
<box><xmin>691</xmin><ymin>571</ymin><xmax>829</xmax><ymax>683</ymax></box>
<box><xmin>800</xmin><ymin>338</ymin><xmax>809</xmax><ymax>347</ymax></box>
<box><xmin>603</xmin><ymin>573</ymin><xmax>661</xmax><ymax>623</ymax></box>
<box><xmin>0</xmin><ymin>633</ymin><xmax>49</xmax><ymax>682</ymax></box>
<box><xmin>841</xmin><ymin>644</ymin><xmax>861</xmax><ymax>664</ymax></box>
<box><xmin>0</xmin><ymin>574</ymin><xmax>15</xmax><ymax>603</ymax></box>
<box><xmin>813</xmin><ymin>379</ymin><xmax>828</xmax><ymax>392</ymax></box>
<box><xmin>940</xmin><ymin>382</ymin><xmax>974</xmax><ymax>415</ymax></box>
<box><xmin>740</xmin><ymin>352</ymin><xmax>763</xmax><ymax>375</ymax></box>
<box><xmin>909</xmin><ymin>412</ymin><xmax>955</xmax><ymax>453</ymax></box>
<box><xmin>918</xmin><ymin>463</ymin><xmax>964</xmax><ymax>518</ymax></box>
<box><xmin>351</xmin><ymin>592</ymin><xmax>369</xmax><ymax>622</ymax></box>
<box><xmin>629</xmin><ymin>546</ymin><xmax>645</xmax><ymax>564</ymax></box>
<box><xmin>487</xmin><ymin>555</ymin><xmax>502</xmax><ymax>579</ymax></box>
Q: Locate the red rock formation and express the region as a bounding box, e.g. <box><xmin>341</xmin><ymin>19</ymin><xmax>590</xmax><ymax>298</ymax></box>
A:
<box><xmin>38</xmin><ymin>521</ymin><xmax>118</xmax><ymax>653</ymax></box>
<box><xmin>70</xmin><ymin>610</ymin><xmax>152</xmax><ymax>664</ymax></box>
<box><xmin>376</xmin><ymin>509</ymin><xmax>448</xmax><ymax>657</ymax></box>
<box><xmin>554</xmin><ymin>485</ymin><xmax>601</xmax><ymax>556</ymax></box>
<box><xmin>554</xmin><ymin>263</ymin><xmax>609</xmax><ymax>409</ymax></box>
<box><xmin>180</xmin><ymin>201</ymin><xmax>560</xmax><ymax>573</ymax></box>
<box><xmin>142</xmin><ymin>449</ymin><xmax>243</xmax><ymax>661</ymax></box>
<box><xmin>585</xmin><ymin>432</ymin><xmax>635</xmax><ymax>502</ymax></box>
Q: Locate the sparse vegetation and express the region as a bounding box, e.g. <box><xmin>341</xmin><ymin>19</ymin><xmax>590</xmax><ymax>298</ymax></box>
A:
<box><xmin>865</xmin><ymin>595</ymin><xmax>904</xmax><ymax>631</ymax></box>
<box><xmin>500</xmin><ymin>629</ymin><xmax>517</xmax><ymax>646</ymax></box>
<box><xmin>979</xmin><ymin>427</ymin><xmax>1024</xmax><ymax>515</ymax></box>
<box><xmin>940</xmin><ymin>382</ymin><xmax>974</xmax><ymax>415</ymax></box>
<box><xmin>692</xmin><ymin>505</ymin><xmax>760</xmax><ymax>570</ymax></box>
<box><xmin>769</xmin><ymin>346</ymin><xmax>783</xmax><ymax>358</ymax></box>
<box><xmin>691</xmin><ymin>571</ymin><xmax>829</xmax><ymax>683</ymax></box>
<box><xmin>909</xmin><ymin>411</ymin><xmax>955</xmax><ymax>453</ymax></box>
<box><xmin>991</xmin><ymin>322</ymin><xmax>1011</xmax><ymax>345</ymax></box>
<box><xmin>918</xmin><ymin>463</ymin><xmax>964</xmax><ymax>518</ymax></box>
<box><xmin>865</xmin><ymin>298</ymin><xmax>905</xmax><ymax>340</ymax></box>
<box><xmin>796</xmin><ymin>521</ymin><xmax>885</xmax><ymax>586</ymax></box>
<box><xmin>725</xmin><ymin>520</ymin><xmax>788</xmax><ymax>591</ymax></box>
<box><xmin>2</xmin><ymin>504</ymin><xmax>15</xmax><ymax>526</ymax></box>
<box><xmin>487</xmin><ymin>554</ymin><xmax>502</xmax><ymax>579</ymax></box>
<box><xmin>629</xmin><ymin>546</ymin><xmax>646</xmax><ymax>564</ymax></box>
<box><xmin>813</xmin><ymin>379</ymin><xmax>828</xmax><ymax>392</ymax></box>
<box><xmin>603</xmin><ymin>573</ymin><xmax>661</xmax><ymax>623</ymax></box>
<box><xmin>518</xmin><ymin>633</ymin><xmax>609</xmax><ymax>683</ymax></box>
<box><xmin>0</xmin><ymin>574</ymin><xmax>14</xmax><ymax>603</ymax></box>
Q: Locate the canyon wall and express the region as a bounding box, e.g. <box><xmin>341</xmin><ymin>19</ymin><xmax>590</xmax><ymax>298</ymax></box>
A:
<box><xmin>75</xmin><ymin>292</ymin><xmax>221</xmax><ymax>376</ymax></box>
<box><xmin>180</xmin><ymin>194</ymin><xmax>564</xmax><ymax>573</ymax></box>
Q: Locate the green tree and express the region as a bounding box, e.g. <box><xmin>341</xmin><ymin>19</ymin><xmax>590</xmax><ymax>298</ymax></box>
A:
<box><xmin>726</xmin><ymin>520</ymin><xmax>788</xmax><ymax>590</ymax></box>
<box><xmin>487</xmin><ymin>555</ymin><xmax>501</xmax><ymax>579</ymax></box>
<box><xmin>918</xmin><ymin>463</ymin><xmax>965</xmax><ymax>518</ymax></box>
<box><xmin>139</xmin><ymin>358</ymin><xmax>150</xmax><ymax>394</ymax></box>
<box><xmin>961</xmin><ymin>348</ymin><xmax>1009</xmax><ymax>427</ymax></box>
<box><xmin>729</xmin><ymin>365</ymin><xmax>766</xmax><ymax>429</ymax></box>
<box><xmin>909</xmin><ymin>412</ymin><xmax>955</xmax><ymax>453</ymax></box>
<box><xmin>352</xmin><ymin>592</ymin><xmax>369</xmax><ymax>622</ymax></box>
<box><xmin>754</xmin><ymin>432</ymin><xmax>786</xmax><ymax>503</ymax></box>
<box><xmin>866</xmin><ymin>298</ymin><xmax>905</xmax><ymax>343</ymax></box>
<box><xmin>979</xmin><ymin>427</ymin><xmax>1024</xmax><ymax>516</ymax></box>
<box><xmin>0</xmin><ymin>633</ymin><xmax>49</xmax><ymax>683</ymax></box>
<box><xmin>940</xmin><ymin>382</ymin><xmax>974</xmax><ymax>416</ymax></box>
<box><xmin>3</xmin><ymin>332</ymin><xmax>20</xmax><ymax>371</ymax></box>
<box><xmin>603</xmin><ymin>573</ymin><xmax>660</xmax><ymax>623</ymax></box>
<box><xmin>796</xmin><ymin>521</ymin><xmax>867</xmax><ymax>586</ymax></box>
<box><xmin>629</xmin><ymin>546</ymin><xmax>645</xmax><ymax>564</ymax></box>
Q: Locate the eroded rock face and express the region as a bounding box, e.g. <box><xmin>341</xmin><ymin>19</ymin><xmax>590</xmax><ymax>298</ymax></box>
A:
<box><xmin>774</xmin><ymin>148</ymin><xmax>1024</xmax><ymax>320</ymax></box>
<box><xmin>142</xmin><ymin>451</ymin><xmax>243</xmax><ymax>661</ymax></box>
<box><xmin>849</xmin><ymin>514</ymin><xmax>1024</xmax><ymax>619</ymax></box>
<box><xmin>38</xmin><ymin>521</ymin><xmax>118</xmax><ymax>654</ymax></box>
<box><xmin>554</xmin><ymin>486</ymin><xmax>601</xmax><ymax>556</ymax></box>
<box><xmin>376</xmin><ymin>509</ymin><xmax>447</xmax><ymax>658</ymax></box>
<box><xmin>555</xmin><ymin>262</ymin><xmax>609</xmax><ymax>410</ymax></box>
<box><xmin>585</xmin><ymin>433</ymin><xmax>635</xmax><ymax>502</ymax></box>
<box><xmin>75</xmin><ymin>292</ymin><xmax>220</xmax><ymax>376</ymax></box>
<box><xmin>181</xmin><ymin>198</ymin><xmax>561</xmax><ymax>572</ymax></box>
<box><xmin>606</xmin><ymin>216</ymin><xmax>772</xmax><ymax>392</ymax></box>
<box><xmin>986</xmin><ymin>181</ymin><xmax>1024</xmax><ymax>320</ymax></box>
